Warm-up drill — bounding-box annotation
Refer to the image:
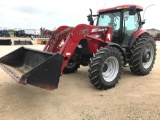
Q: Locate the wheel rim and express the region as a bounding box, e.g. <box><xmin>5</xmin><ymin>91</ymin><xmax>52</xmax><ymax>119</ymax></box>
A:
<box><xmin>143</xmin><ymin>43</ymin><xmax>154</xmax><ymax>69</ymax></box>
<box><xmin>102</xmin><ymin>57</ymin><xmax>119</xmax><ymax>82</ymax></box>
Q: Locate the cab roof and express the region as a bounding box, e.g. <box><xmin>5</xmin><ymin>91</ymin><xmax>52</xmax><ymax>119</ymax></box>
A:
<box><xmin>98</xmin><ymin>4</ymin><xmax>143</xmax><ymax>13</ymax></box>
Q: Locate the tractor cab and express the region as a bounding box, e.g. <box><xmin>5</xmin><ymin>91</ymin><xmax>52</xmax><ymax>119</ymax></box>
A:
<box><xmin>89</xmin><ymin>5</ymin><xmax>144</xmax><ymax>47</ymax></box>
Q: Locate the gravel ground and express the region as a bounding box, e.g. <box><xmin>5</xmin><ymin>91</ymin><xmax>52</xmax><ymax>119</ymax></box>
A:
<box><xmin>0</xmin><ymin>38</ymin><xmax>160</xmax><ymax>120</ymax></box>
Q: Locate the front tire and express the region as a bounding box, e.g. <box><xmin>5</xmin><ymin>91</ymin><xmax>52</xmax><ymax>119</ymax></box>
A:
<box><xmin>88</xmin><ymin>47</ymin><xmax>123</xmax><ymax>90</ymax></box>
<box><xmin>129</xmin><ymin>34</ymin><xmax>156</xmax><ymax>75</ymax></box>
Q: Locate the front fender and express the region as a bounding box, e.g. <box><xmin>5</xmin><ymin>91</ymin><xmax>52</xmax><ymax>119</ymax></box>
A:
<box><xmin>128</xmin><ymin>29</ymin><xmax>150</xmax><ymax>48</ymax></box>
<box><xmin>103</xmin><ymin>42</ymin><xmax>127</xmax><ymax>65</ymax></box>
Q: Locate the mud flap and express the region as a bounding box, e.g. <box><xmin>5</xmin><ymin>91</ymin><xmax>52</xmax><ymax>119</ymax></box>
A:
<box><xmin>0</xmin><ymin>47</ymin><xmax>64</xmax><ymax>90</ymax></box>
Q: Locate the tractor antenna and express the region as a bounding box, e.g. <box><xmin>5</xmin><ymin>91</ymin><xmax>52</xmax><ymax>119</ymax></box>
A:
<box><xmin>143</xmin><ymin>4</ymin><xmax>155</xmax><ymax>20</ymax></box>
<box><xmin>103</xmin><ymin>0</ymin><xmax>106</xmax><ymax>8</ymax></box>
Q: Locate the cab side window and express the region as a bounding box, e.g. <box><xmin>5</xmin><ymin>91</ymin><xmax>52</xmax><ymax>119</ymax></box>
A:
<box><xmin>123</xmin><ymin>11</ymin><xmax>139</xmax><ymax>36</ymax></box>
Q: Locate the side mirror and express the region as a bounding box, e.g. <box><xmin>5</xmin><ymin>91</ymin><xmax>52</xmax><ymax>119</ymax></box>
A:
<box><xmin>141</xmin><ymin>19</ymin><xmax>146</xmax><ymax>25</ymax></box>
<box><xmin>129</xmin><ymin>6</ymin><xmax>136</xmax><ymax>15</ymax></box>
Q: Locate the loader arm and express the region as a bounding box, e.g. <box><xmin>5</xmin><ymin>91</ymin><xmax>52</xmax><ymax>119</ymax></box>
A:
<box><xmin>43</xmin><ymin>26</ymin><xmax>74</xmax><ymax>52</ymax></box>
<box><xmin>58</xmin><ymin>24</ymin><xmax>112</xmax><ymax>73</ymax></box>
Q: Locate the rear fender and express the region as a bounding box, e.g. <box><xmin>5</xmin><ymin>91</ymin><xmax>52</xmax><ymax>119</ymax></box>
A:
<box><xmin>128</xmin><ymin>29</ymin><xmax>150</xmax><ymax>48</ymax></box>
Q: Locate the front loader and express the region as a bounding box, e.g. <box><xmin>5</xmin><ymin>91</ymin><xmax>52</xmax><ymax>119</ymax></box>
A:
<box><xmin>0</xmin><ymin>4</ymin><xmax>156</xmax><ymax>90</ymax></box>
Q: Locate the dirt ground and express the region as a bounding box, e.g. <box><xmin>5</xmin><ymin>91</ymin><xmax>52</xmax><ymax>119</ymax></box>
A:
<box><xmin>0</xmin><ymin>37</ymin><xmax>160</xmax><ymax>120</ymax></box>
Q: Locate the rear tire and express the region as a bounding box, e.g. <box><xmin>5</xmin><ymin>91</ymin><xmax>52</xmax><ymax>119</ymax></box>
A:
<box><xmin>88</xmin><ymin>47</ymin><xmax>123</xmax><ymax>90</ymax></box>
<box><xmin>129</xmin><ymin>34</ymin><xmax>156</xmax><ymax>75</ymax></box>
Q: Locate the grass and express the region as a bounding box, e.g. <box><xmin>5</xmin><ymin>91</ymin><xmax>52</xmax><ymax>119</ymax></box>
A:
<box><xmin>8</xmin><ymin>29</ymin><xmax>14</xmax><ymax>37</ymax></box>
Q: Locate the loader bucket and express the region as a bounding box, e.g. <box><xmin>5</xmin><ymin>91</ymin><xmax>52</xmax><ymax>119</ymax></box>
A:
<box><xmin>0</xmin><ymin>47</ymin><xmax>64</xmax><ymax>90</ymax></box>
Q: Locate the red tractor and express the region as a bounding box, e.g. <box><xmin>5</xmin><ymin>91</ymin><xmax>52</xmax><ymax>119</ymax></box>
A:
<box><xmin>0</xmin><ymin>4</ymin><xmax>156</xmax><ymax>90</ymax></box>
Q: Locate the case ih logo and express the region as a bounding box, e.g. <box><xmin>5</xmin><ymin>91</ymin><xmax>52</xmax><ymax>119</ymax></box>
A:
<box><xmin>91</xmin><ymin>28</ymin><xmax>107</xmax><ymax>32</ymax></box>
<box><xmin>78</xmin><ymin>29</ymin><xmax>88</xmax><ymax>34</ymax></box>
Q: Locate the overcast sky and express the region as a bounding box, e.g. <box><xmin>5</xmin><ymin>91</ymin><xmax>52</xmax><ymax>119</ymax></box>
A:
<box><xmin>0</xmin><ymin>0</ymin><xmax>159</xmax><ymax>30</ymax></box>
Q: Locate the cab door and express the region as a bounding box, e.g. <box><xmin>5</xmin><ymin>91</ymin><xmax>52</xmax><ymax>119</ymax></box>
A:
<box><xmin>122</xmin><ymin>11</ymin><xmax>139</xmax><ymax>46</ymax></box>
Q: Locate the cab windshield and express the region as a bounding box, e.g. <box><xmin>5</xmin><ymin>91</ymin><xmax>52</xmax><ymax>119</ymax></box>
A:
<box><xmin>97</xmin><ymin>12</ymin><xmax>120</xmax><ymax>31</ymax></box>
